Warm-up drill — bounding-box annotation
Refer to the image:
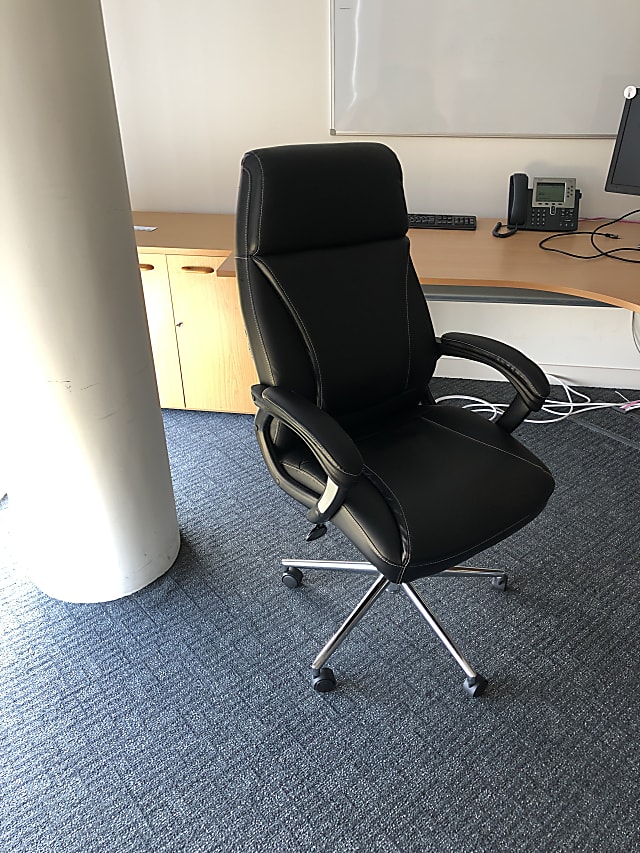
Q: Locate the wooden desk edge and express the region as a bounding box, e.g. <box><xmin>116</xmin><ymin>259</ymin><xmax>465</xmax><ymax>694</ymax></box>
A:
<box><xmin>410</xmin><ymin>218</ymin><xmax>640</xmax><ymax>312</ymax></box>
<box><xmin>133</xmin><ymin>211</ymin><xmax>235</xmax><ymax>257</ymax></box>
<box><xmin>217</xmin><ymin>255</ymin><xmax>237</xmax><ymax>277</ymax></box>
<box><xmin>419</xmin><ymin>276</ymin><xmax>639</xmax><ymax>312</ymax></box>
<box><xmin>132</xmin><ymin>212</ymin><xmax>640</xmax><ymax>312</ymax></box>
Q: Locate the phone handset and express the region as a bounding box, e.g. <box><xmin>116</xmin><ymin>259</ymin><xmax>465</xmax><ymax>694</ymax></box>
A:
<box><xmin>493</xmin><ymin>173</ymin><xmax>528</xmax><ymax>238</ymax></box>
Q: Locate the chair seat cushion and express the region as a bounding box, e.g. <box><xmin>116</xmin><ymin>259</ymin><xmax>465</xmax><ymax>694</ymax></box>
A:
<box><xmin>280</xmin><ymin>404</ymin><xmax>554</xmax><ymax>583</ymax></box>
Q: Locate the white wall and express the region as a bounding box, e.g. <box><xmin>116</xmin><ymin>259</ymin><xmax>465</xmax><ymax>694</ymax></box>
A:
<box><xmin>101</xmin><ymin>0</ymin><xmax>633</xmax><ymax>219</ymax></box>
<box><xmin>101</xmin><ymin>0</ymin><xmax>640</xmax><ymax>387</ymax></box>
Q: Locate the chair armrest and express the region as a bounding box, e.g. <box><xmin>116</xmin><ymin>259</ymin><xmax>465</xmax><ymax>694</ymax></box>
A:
<box><xmin>252</xmin><ymin>385</ymin><xmax>363</xmax><ymax>525</ymax></box>
<box><xmin>251</xmin><ymin>385</ymin><xmax>364</xmax><ymax>524</ymax></box>
<box><xmin>438</xmin><ymin>332</ymin><xmax>550</xmax><ymax>431</ymax></box>
<box><xmin>254</xmin><ymin>385</ymin><xmax>363</xmax><ymax>485</ymax></box>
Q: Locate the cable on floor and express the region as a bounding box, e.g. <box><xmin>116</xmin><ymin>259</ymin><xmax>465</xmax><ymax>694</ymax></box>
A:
<box><xmin>436</xmin><ymin>374</ymin><xmax>640</xmax><ymax>424</ymax></box>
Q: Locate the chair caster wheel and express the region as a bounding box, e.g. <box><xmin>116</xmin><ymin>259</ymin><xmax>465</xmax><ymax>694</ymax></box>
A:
<box><xmin>491</xmin><ymin>574</ymin><xmax>508</xmax><ymax>591</ymax></box>
<box><xmin>312</xmin><ymin>667</ymin><xmax>337</xmax><ymax>693</ymax></box>
<box><xmin>282</xmin><ymin>566</ymin><xmax>303</xmax><ymax>589</ymax></box>
<box><xmin>463</xmin><ymin>674</ymin><xmax>488</xmax><ymax>698</ymax></box>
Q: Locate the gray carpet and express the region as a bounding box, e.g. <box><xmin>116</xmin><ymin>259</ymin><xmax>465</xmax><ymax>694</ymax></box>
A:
<box><xmin>2</xmin><ymin>379</ymin><xmax>640</xmax><ymax>852</ymax></box>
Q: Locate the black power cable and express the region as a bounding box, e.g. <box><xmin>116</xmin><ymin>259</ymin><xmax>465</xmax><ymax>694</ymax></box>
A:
<box><xmin>538</xmin><ymin>208</ymin><xmax>640</xmax><ymax>262</ymax></box>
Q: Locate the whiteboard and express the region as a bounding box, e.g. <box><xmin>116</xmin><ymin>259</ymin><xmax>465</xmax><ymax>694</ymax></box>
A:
<box><xmin>331</xmin><ymin>0</ymin><xmax>640</xmax><ymax>137</ymax></box>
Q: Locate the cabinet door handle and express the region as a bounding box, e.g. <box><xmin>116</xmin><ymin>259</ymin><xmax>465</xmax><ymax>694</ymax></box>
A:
<box><xmin>181</xmin><ymin>265</ymin><xmax>215</xmax><ymax>274</ymax></box>
<box><xmin>139</xmin><ymin>263</ymin><xmax>155</xmax><ymax>271</ymax></box>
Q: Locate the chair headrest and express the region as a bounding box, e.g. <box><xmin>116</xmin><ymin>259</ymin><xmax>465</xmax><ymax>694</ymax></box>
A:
<box><xmin>237</xmin><ymin>142</ymin><xmax>408</xmax><ymax>255</ymax></box>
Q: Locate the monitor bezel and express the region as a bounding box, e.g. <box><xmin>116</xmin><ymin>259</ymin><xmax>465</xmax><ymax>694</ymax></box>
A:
<box><xmin>605</xmin><ymin>88</ymin><xmax>640</xmax><ymax>196</ymax></box>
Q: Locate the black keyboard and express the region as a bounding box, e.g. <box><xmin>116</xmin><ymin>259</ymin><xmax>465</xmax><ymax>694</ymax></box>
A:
<box><xmin>408</xmin><ymin>213</ymin><xmax>477</xmax><ymax>231</ymax></box>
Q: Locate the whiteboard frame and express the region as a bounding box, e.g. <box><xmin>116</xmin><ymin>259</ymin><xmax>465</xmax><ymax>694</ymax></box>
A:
<box><xmin>329</xmin><ymin>0</ymin><xmax>631</xmax><ymax>139</ymax></box>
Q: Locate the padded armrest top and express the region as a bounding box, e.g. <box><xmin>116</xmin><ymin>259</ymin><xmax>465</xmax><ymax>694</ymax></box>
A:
<box><xmin>439</xmin><ymin>332</ymin><xmax>549</xmax><ymax>411</ymax></box>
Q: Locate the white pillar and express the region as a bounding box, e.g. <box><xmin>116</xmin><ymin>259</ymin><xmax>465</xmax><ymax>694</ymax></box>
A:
<box><xmin>0</xmin><ymin>0</ymin><xmax>181</xmax><ymax>602</ymax></box>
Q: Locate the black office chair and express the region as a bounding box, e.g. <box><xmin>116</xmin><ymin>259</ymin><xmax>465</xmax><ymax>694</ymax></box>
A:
<box><xmin>235</xmin><ymin>142</ymin><xmax>555</xmax><ymax>697</ymax></box>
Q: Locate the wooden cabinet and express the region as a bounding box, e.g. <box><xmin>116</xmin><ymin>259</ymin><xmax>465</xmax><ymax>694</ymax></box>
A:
<box><xmin>138</xmin><ymin>254</ymin><xmax>185</xmax><ymax>409</ymax></box>
<box><xmin>135</xmin><ymin>213</ymin><xmax>257</xmax><ymax>414</ymax></box>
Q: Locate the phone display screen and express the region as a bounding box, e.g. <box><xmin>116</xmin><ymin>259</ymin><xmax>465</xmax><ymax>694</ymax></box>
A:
<box><xmin>535</xmin><ymin>182</ymin><xmax>565</xmax><ymax>203</ymax></box>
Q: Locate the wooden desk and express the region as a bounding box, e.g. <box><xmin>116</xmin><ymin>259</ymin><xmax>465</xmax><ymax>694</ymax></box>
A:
<box><xmin>134</xmin><ymin>212</ymin><xmax>640</xmax><ymax>413</ymax></box>
<box><xmin>133</xmin><ymin>211</ymin><xmax>235</xmax><ymax>256</ymax></box>
<box><xmin>409</xmin><ymin>218</ymin><xmax>640</xmax><ymax>312</ymax></box>
<box><xmin>218</xmin><ymin>216</ymin><xmax>640</xmax><ymax>311</ymax></box>
<box><xmin>133</xmin><ymin>212</ymin><xmax>257</xmax><ymax>413</ymax></box>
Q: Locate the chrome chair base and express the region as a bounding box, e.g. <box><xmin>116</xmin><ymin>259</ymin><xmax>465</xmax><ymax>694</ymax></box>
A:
<box><xmin>282</xmin><ymin>558</ymin><xmax>507</xmax><ymax>697</ymax></box>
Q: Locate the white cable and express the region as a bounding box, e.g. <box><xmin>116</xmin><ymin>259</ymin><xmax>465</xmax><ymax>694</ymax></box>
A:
<box><xmin>435</xmin><ymin>394</ymin><xmax>503</xmax><ymax>421</ymax></box>
<box><xmin>434</xmin><ymin>371</ymin><xmax>640</xmax><ymax>424</ymax></box>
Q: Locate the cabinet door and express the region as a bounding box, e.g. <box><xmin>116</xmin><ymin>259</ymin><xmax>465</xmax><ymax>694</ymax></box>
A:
<box><xmin>138</xmin><ymin>254</ymin><xmax>185</xmax><ymax>409</ymax></box>
<box><xmin>167</xmin><ymin>255</ymin><xmax>257</xmax><ymax>413</ymax></box>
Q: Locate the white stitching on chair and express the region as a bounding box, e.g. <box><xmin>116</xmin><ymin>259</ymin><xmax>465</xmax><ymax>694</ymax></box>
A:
<box><xmin>403</xmin><ymin>251</ymin><xmax>412</xmax><ymax>392</ymax></box>
<box><xmin>362</xmin><ymin>463</ymin><xmax>412</xmax><ymax>580</ymax></box>
<box><xmin>259</xmin><ymin>257</ymin><xmax>326</xmax><ymax>408</ymax></box>
<box><xmin>249</xmin><ymin>151</ymin><xmax>266</xmax><ymax>255</ymax></box>
<box><xmin>406</xmin><ymin>516</ymin><xmax>535</xmax><ymax>572</ymax></box>
<box><xmin>239</xmin><ymin>165</ymin><xmax>274</xmax><ymax>385</ymax></box>
<box><xmin>283</xmin><ymin>440</ymin><xmax>542</xmax><ymax>576</ymax></box>
<box><xmin>418</xmin><ymin>413</ymin><xmax>552</xmax><ymax>474</ymax></box>
<box><xmin>281</xmin><ymin>461</ymin><xmax>404</xmax><ymax>571</ymax></box>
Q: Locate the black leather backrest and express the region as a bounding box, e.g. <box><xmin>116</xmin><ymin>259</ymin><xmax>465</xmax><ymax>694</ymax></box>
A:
<box><xmin>237</xmin><ymin>142</ymin><xmax>409</xmax><ymax>254</ymax></box>
<box><xmin>235</xmin><ymin>143</ymin><xmax>438</xmax><ymax>436</ymax></box>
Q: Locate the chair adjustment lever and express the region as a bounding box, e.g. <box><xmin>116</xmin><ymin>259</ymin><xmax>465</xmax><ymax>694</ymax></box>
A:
<box><xmin>306</xmin><ymin>477</ymin><xmax>347</xmax><ymax>527</ymax></box>
<box><xmin>306</xmin><ymin>524</ymin><xmax>327</xmax><ymax>542</ymax></box>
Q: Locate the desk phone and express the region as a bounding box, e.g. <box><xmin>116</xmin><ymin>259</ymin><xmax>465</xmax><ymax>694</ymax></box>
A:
<box><xmin>493</xmin><ymin>173</ymin><xmax>581</xmax><ymax>238</ymax></box>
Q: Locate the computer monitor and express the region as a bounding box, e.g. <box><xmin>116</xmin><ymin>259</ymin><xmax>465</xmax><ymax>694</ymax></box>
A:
<box><xmin>605</xmin><ymin>86</ymin><xmax>640</xmax><ymax>196</ymax></box>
